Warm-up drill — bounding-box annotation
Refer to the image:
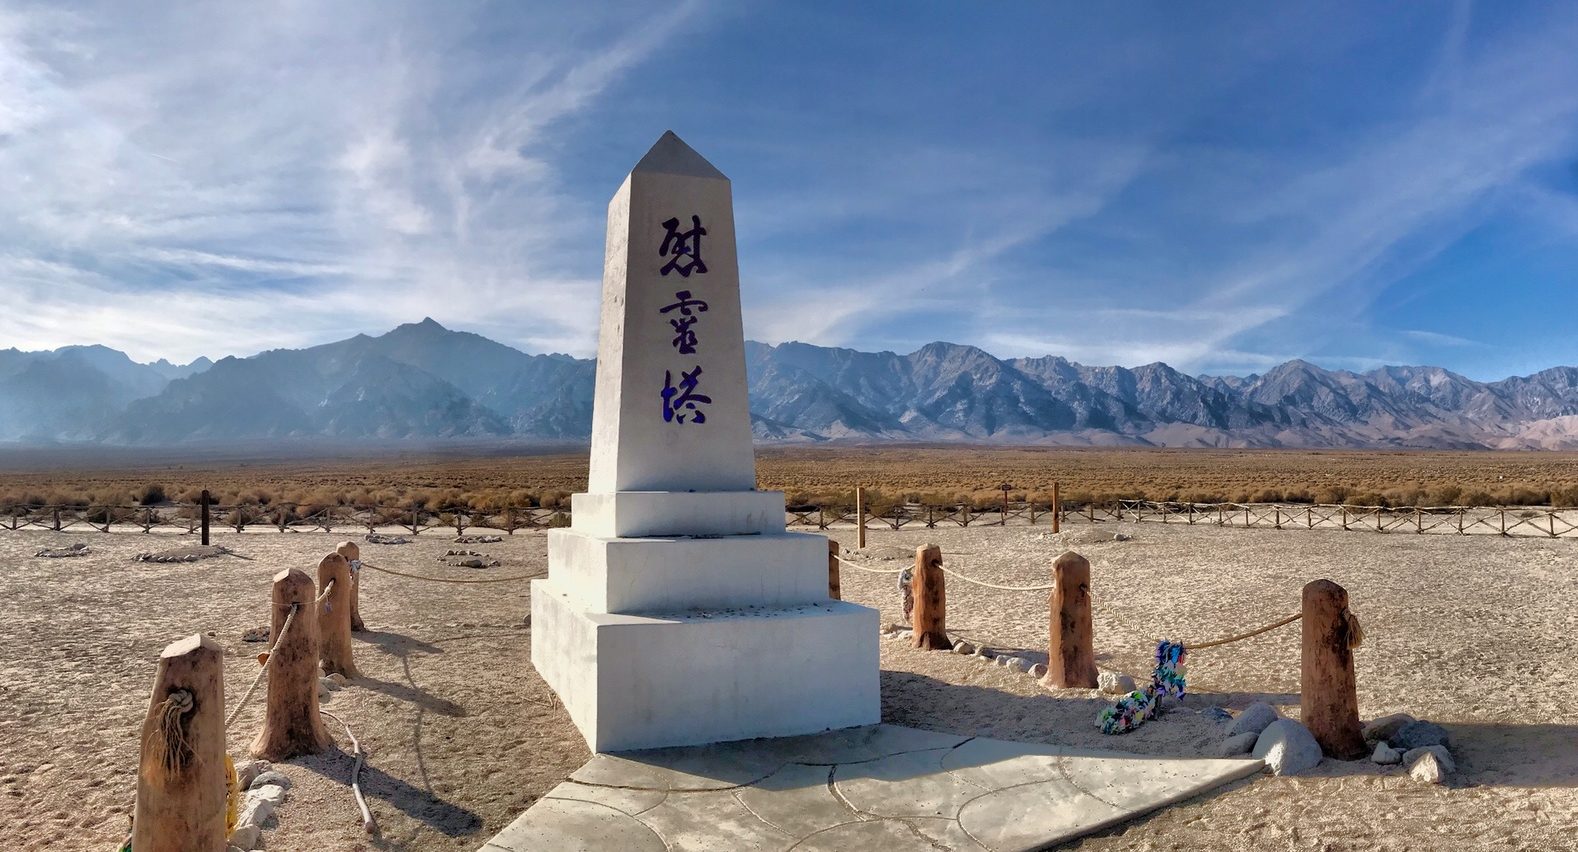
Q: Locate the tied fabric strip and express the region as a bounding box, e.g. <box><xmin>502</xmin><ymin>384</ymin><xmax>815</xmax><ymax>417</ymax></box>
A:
<box><xmin>1097</xmin><ymin>640</ymin><xmax>1188</xmax><ymax>735</ymax></box>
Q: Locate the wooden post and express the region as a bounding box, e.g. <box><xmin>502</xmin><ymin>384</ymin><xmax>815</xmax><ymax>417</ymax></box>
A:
<box><xmin>317</xmin><ymin>552</ymin><xmax>358</xmax><ymax>678</ymax></box>
<box><xmin>855</xmin><ymin>486</ymin><xmax>867</xmax><ymax>550</ymax></box>
<box><xmin>1051</xmin><ymin>482</ymin><xmax>1061</xmax><ymax>534</ymax></box>
<box><xmin>1040</xmin><ymin>551</ymin><xmax>1098</xmax><ymax>689</ymax></box>
<box><xmin>251</xmin><ymin>569</ymin><xmax>332</xmax><ymax>761</ymax></box>
<box><xmin>909</xmin><ymin>544</ymin><xmax>951</xmax><ymax>650</ymax></box>
<box><xmin>1301</xmin><ymin>579</ymin><xmax>1364</xmax><ymax>759</ymax></box>
<box><xmin>826</xmin><ymin>538</ymin><xmax>841</xmax><ymax>600</ymax></box>
<box><xmin>336</xmin><ymin>541</ymin><xmax>367</xmax><ymax>632</ymax></box>
<box><xmin>133</xmin><ymin>634</ymin><xmax>227</xmax><ymax>852</ymax></box>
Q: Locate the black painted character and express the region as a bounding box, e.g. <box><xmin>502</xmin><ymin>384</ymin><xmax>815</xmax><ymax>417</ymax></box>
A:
<box><xmin>660</xmin><ymin>215</ymin><xmax>708</xmax><ymax>277</ymax></box>
<box><xmin>661</xmin><ymin>366</ymin><xmax>712</xmax><ymax>424</ymax></box>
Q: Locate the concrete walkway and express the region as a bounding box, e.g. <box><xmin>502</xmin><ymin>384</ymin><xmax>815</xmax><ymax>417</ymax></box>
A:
<box><xmin>478</xmin><ymin>725</ymin><xmax>1262</xmax><ymax>851</ymax></box>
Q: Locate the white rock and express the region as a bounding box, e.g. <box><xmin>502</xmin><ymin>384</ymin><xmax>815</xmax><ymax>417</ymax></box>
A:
<box><xmin>234</xmin><ymin>760</ymin><xmax>269</xmax><ymax>789</ymax></box>
<box><xmin>951</xmin><ymin>641</ymin><xmax>975</xmax><ymax>655</ymax></box>
<box><xmin>250</xmin><ymin>769</ymin><xmax>292</xmax><ymax>790</ymax></box>
<box><xmin>1251</xmin><ymin>719</ymin><xmax>1323</xmax><ymax>776</ymax></box>
<box><xmin>1006</xmin><ymin>657</ymin><xmax>1029</xmax><ymax>673</ymax></box>
<box><xmin>248</xmin><ymin>783</ymin><xmax>288</xmax><ymax>806</ymax></box>
<box><xmin>236</xmin><ymin>797</ymin><xmax>275</xmax><ymax>829</ymax></box>
<box><xmin>993</xmin><ymin>654</ymin><xmax>1011</xmax><ymax>667</ymax></box>
<box><xmin>1097</xmin><ymin>671</ymin><xmax>1137</xmax><ymax>695</ymax></box>
<box><xmin>1226</xmin><ymin>702</ymin><xmax>1279</xmax><ymax>738</ymax></box>
<box><xmin>1404</xmin><ymin>745</ymin><xmax>1455</xmax><ymax>778</ymax></box>
<box><xmin>1408</xmin><ymin>749</ymin><xmax>1450</xmax><ymax>784</ymax></box>
<box><xmin>1371</xmin><ymin>742</ymin><xmax>1402</xmax><ymax>765</ymax></box>
<box><xmin>228</xmin><ymin>823</ymin><xmax>260</xmax><ymax>849</ymax></box>
<box><xmin>1028</xmin><ymin>663</ymin><xmax>1048</xmax><ymax>679</ymax></box>
<box><xmin>320</xmin><ymin>676</ymin><xmax>341</xmax><ymax>691</ymax></box>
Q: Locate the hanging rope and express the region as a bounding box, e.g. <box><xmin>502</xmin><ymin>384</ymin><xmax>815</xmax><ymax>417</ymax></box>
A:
<box><xmin>833</xmin><ymin>554</ymin><xmax>906</xmax><ymax>575</ymax></box>
<box><xmin>358</xmin><ymin>561</ymin><xmax>544</xmax><ymax>584</ymax></box>
<box><xmin>1177</xmin><ymin>608</ymin><xmax>1363</xmax><ymax>651</ymax></box>
<box><xmin>1180</xmin><ymin>612</ymin><xmax>1302</xmax><ymax>650</ymax></box>
<box><xmin>225</xmin><ymin>603</ymin><xmax>300</xmax><ymax>729</ymax></box>
<box><xmin>937</xmin><ymin>560</ymin><xmax>1055</xmax><ymax>592</ymax></box>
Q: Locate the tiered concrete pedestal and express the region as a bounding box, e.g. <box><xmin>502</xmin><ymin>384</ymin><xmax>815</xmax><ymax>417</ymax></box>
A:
<box><xmin>531</xmin><ymin>491</ymin><xmax>879</xmax><ymax>753</ymax></box>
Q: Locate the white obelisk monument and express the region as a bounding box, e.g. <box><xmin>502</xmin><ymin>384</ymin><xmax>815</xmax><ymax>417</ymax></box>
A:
<box><xmin>531</xmin><ymin>132</ymin><xmax>880</xmax><ymax>752</ymax></box>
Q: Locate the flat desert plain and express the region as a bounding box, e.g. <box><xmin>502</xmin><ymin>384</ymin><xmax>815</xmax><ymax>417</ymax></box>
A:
<box><xmin>0</xmin><ymin>518</ymin><xmax>1574</xmax><ymax>851</ymax></box>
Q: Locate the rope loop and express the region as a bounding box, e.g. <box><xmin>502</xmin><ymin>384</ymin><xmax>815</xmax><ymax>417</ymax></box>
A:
<box><xmin>154</xmin><ymin>688</ymin><xmax>196</xmax><ymax>773</ymax></box>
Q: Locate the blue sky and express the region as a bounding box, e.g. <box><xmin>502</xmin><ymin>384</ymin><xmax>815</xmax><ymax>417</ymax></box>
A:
<box><xmin>2</xmin><ymin>1</ymin><xmax>1576</xmax><ymax>380</ymax></box>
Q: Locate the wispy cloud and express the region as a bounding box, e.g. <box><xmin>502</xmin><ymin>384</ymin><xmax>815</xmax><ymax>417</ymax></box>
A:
<box><xmin>0</xmin><ymin>1</ymin><xmax>703</xmax><ymax>362</ymax></box>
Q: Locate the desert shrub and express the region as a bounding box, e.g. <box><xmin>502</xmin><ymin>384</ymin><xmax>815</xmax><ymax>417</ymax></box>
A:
<box><xmin>136</xmin><ymin>484</ymin><xmax>168</xmax><ymax>506</ymax></box>
<box><xmin>547</xmin><ymin>511</ymin><xmax>571</xmax><ymax>528</ymax></box>
<box><xmin>1249</xmin><ymin>488</ymin><xmax>1284</xmax><ymax>504</ymax></box>
<box><xmin>1460</xmin><ymin>489</ymin><xmax>1495</xmax><ymax>507</ymax></box>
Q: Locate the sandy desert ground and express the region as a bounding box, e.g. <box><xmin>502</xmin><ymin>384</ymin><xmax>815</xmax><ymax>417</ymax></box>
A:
<box><xmin>0</xmin><ymin>519</ymin><xmax>1574</xmax><ymax>851</ymax></box>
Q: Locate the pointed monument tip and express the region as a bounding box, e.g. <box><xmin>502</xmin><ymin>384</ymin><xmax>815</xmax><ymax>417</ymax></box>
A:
<box><xmin>632</xmin><ymin>130</ymin><xmax>728</xmax><ymax>181</ymax></box>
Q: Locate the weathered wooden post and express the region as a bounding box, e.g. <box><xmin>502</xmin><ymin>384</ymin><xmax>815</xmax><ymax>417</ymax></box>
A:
<box><xmin>317</xmin><ymin>552</ymin><xmax>358</xmax><ymax>678</ymax></box>
<box><xmin>133</xmin><ymin>634</ymin><xmax>227</xmax><ymax>852</ymax></box>
<box><xmin>1301</xmin><ymin>579</ymin><xmax>1365</xmax><ymax>758</ymax></box>
<box><xmin>335</xmin><ymin>541</ymin><xmax>367</xmax><ymax>632</ymax></box>
<box><xmin>1051</xmin><ymin>481</ymin><xmax>1061</xmax><ymax>533</ymax></box>
<box><xmin>251</xmin><ymin>569</ymin><xmax>332</xmax><ymax>760</ymax></box>
<box><xmin>1040</xmin><ymin>551</ymin><xmax>1098</xmax><ymax>689</ymax></box>
<box><xmin>826</xmin><ymin>538</ymin><xmax>841</xmax><ymax>600</ymax></box>
<box><xmin>909</xmin><ymin>544</ymin><xmax>951</xmax><ymax>650</ymax></box>
<box><xmin>855</xmin><ymin>486</ymin><xmax>867</xmax><ymax>550</ymax></box>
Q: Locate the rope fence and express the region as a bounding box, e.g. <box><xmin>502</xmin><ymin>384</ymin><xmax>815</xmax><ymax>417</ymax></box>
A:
<box><xmin>7</xmin><ymin>493</ymin><xmax>1578</xmax><ymax>540</ymax></box>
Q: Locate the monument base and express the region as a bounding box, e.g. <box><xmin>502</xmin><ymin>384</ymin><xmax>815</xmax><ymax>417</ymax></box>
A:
<box><xmin>531</xmin><ymin>579</ymin><xmax>880</xmax><ymax>752</ymax></box>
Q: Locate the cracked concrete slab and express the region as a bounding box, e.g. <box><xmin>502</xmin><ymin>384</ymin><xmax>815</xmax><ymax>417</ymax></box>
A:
<box><xmin>479</xmin><ymin>724</ymin><xmax>1262</xmax><ymax>852</ymax></box>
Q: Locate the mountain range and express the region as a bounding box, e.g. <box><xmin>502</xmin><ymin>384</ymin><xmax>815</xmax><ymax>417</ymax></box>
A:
<box><xmin>3</xmin><ymin>319</ymin><xmax>1578</xmax><ymax>449</ymax></box>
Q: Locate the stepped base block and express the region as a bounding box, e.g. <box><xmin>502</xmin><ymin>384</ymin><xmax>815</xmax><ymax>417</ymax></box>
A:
<box><xmin>531</xmin><ymin>580</ymin><xmax>880</xmax><ymax>752</ymax></box>
<box><xmin>572</xmin><ymin>491</ymin><xmax>786</xmax><ymax>538</ymax></box>
<box><xmin>548</xmin><ymin>529</ymin><xmax>831</xmax><ymax>613</ymax></box>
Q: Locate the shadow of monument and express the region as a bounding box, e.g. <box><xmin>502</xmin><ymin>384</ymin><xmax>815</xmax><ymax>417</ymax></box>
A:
<box><xmin>296</xmin><ymin>743</ymin><xmax>484</xmax><ymax>838</ymax></box>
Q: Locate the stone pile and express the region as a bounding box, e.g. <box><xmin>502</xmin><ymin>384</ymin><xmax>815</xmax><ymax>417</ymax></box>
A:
<box><xmin>438</xmin><ymin>549</ymin><xmax>499</xmax><ymax>568</ymax></box>
<box><xmin>133</xmin><ymin>545</ymin><xmax>235</xmax><ymax>563</ymax></box>
<box><xmin>1363</xmin><ymin>713</ymin><xmax>1456</xmax><ymax>785</ymax></box>
<box><xmin>364</xmin><ymin>532</ymin><xmax>411</xmax><ymax>545</ymax></box>
<box><xmin>1209</xmin><ymin>704</ymin><xmax>1456</xmax><ymax>783</ymax></box>
<box><xmin>229</xmin><ymin>760</ymin><xmax>292</xmax><ymax>852</ymax></box>
<box><xmin>455</xmin><ymin>534</ymin><xmax>504</xmax><ymax>544</ymax></box>
<box><xmin>34</xmin><ymin>542</ymin><xmax>90</xmax><ymax>558</ymax></box>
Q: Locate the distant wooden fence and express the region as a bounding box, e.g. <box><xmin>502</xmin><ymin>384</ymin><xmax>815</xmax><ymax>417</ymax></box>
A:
<box><xmin>0</xmin><ymin>501</ymin><xmax>569</xmax><ymax>536</ymax></box>
<box><xmin>803</xmin><ymin>498</ymin><xmax>1578</xmax><ymax>539</ymax></box>
<box><xmin>4</xmin><ymin>496</ymin><xmax>1576</xmax><ymax>539</ymax></box>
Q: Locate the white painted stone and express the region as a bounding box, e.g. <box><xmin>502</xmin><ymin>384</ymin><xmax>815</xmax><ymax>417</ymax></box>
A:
<box><xmin>532</xmin><ymin>582</ymin><xmax>878</xmax><ymax>752</ymax></box>
<box><xmin>587</xmin><ymin>132</ymin><xmax>754</xmax><ymax>495</ymax></box>
<box><xmin>1372</xmin><ymin>741</ymin><xmax>1402</xmax><ymax>765</ymax></box>
<box><xmin>248</xmin><ymin>784</ymin><xmax>287</xmax><ymax>806</ymax></box>
<box><xmin>228</xmin><ymin>824</ymin><xmax>260</xmax><ymax>849</ymax></box>
<box><xmin>571</xmin><ymin>491</ymin><xmax>786</xmax><ymax>539</ymax></box>
<box><xmin>547</xmin><ymin>529</ymin><xmax>830</xmax><ymax>613</ymax></box>
<box><xmin>532</xmin><ymin>132</ymin><xmax>879</xmax><ymax>753</ymax></box>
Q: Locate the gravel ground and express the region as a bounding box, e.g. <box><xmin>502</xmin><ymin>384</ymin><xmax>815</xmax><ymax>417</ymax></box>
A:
<box><xmin>1</xmin><ymin>520</ymin><xmax>1575</xmax><ymax>851</ymax></box>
